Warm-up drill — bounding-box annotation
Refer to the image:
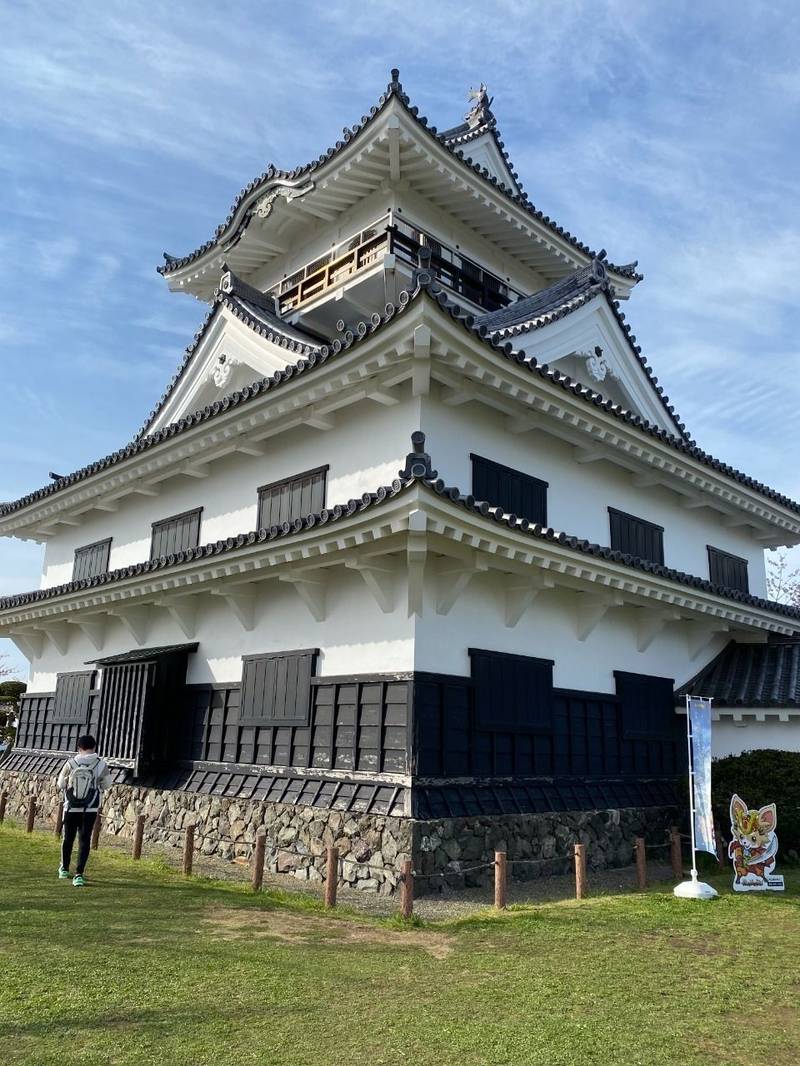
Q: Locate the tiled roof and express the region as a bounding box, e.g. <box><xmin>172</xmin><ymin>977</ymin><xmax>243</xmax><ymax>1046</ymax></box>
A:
<box><xmin>134</xmin><ymin>268</ymin><xmax>324</xmax><ymax>441</ymax></box>
<box><xmin>1</xmin><ymin>278</ymin><xmax>799</xmax><ymax>523</ymax></box>
<box><xmin>158</xmin><ymin>69</ymin><xmax>641</xmax><ymax>284</ymax></box>
<box><xmin>0</xmin><ymin>749</ymin><xmax>406</xmax><ymax>816</ymax></box>
<box><xmin>88</xmin><ymin>642</ymin><xmax>199</xmax><ymax>666</ymax></box>
<box><xmin>414</xmin><ymin>777</ymin><xmax>677</xmax><ymax>819</ymax></box>
<box><xmin>677</xmin><ymin>637</ymin><xmax>800</xmax><ymax>707</ymax></box>
<box><xmin>2</xmin><ymin>432</ymin><xmax>799</xmax><ymax>625</ymax></box>
<box><xmin>474</xmin><ymin>258</ymin><xmax>685</xmax><ymax>438</ymax></box>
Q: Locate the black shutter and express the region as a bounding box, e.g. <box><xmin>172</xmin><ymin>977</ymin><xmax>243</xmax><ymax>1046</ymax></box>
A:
<box><xmin>708</xmin><ymin>547</ymin><xmax>749</xmax><ymax>593</ymax></box>
<box><xmin>469</xmin><ymin>648</ymin><xmax>554</xmax><ymax>731</ymax></box>
<box><xmin>614</xmin><ymin>671</ymin><xmax>675</xmax><ymax>739</ymax></box>
<box><xmin>608</xmin><ymin>508</ymin><xmax>664</xmax><ymax>565</ymax></box>
<box><xmin>257</xmin><ymin>467</ymin><xmax>328</xmax><ymax>530</ymax></box>
<box><xmin>72</xmin><ymin>540</ymin><xmax>112</xmax><ymax>582</ymax></box>
<box><xmin>239</xmin><ymin>649</ymin><xmax>318</xmax><ymax>726</ymax></box>
<box><xmin>51</xmin><ymin>671</ymin><xmax>95</xmax><ymax>724</ymax></box>
<box><xmin>471</xmin><ymin>455</ymin><xmax>548</xmax><ymax>524</ymax></box>
<box><xmin>150</xmin><ymin>508</ymin><xmax>202</xmax><ymax>560</ymax></box>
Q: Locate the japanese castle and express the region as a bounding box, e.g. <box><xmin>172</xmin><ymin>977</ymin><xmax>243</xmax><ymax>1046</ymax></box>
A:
<box><xmin>2</xmin><ymin>73</ymin><xmax>799</xmax><ymax>888</ymax></box>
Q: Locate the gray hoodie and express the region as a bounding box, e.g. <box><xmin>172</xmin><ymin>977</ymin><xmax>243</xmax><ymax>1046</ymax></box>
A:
<box><xmin>56</xmin><ymin>752</ymin><xmax>113</xmax><ymax>813</ymax></box>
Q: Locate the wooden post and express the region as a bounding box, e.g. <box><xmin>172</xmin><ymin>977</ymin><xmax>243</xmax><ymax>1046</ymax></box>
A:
<box><xmin>26</xmin><ymin>796</ymin><xmax>36</xmax><ymax>833</ymax></box>
<box><xmin>635</xmin><ymin>837</ymin><xmax>647</xmax><ymax>891</ymax></box>
<box><xmin>91</xmin><ymin>815</ymin><xmax>101</xmax><ymax>851</ymax></box>
<box><xmin>0</xmin><ymin>790</ymin><xmax>7</xmax><ymax>824</ymax></box>
<box><xmin>670</xmin><ymin>826</ymin><xmax>682</xmax><ymax>879</ymax></box>
<box><xmin>324</xmin><ymin>846</ymin><xmax>339</xmax><ymax>909</ymax></box>
<box><xmin>494</xmin><ymin>850</ymin><xmax>507</xmax><ymax>910</ymax></box>
<box><xmin>574</xmin><ymin>843</ymin><xmax>587</xmax><ymax>900</ymax></box>
<box><xmin>132</xmin><ymin>814</ymin><xmax>145</xmax><ymax>860</ymax></box>
<box><xmin>55</xmin><ymin>804</ymin><xmax>64</xmax><ymax>837</ymax></box>
<box><xmin>252</xmin><ymin>833</ymin><xmax>266</xmax><ymax>892</ymax></box>
<box><xmin>183</xmin><ymin>824</ymin><xmax>195</xmax><ymax>876</ymax></box>
<box><xmin>400</xmin><ymin>858</ymin><xmax>414</xmax><ymax>919</ymax></box>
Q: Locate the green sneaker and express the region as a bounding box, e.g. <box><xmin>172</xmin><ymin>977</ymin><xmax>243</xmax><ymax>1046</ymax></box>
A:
<box><xmin>73</xmin><ymin>874</ymin><xmax>86</xmax><ymax>887</ymax></box>
<box><xmin>58</xmin><ymin>867</ymin><xmax>71</xmax><ymax>879</ymax></box>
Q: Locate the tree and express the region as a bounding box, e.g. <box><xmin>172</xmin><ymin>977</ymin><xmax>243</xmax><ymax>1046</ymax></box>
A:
<box><xmin>766</xmin><ymin>551</ymin><xmax>800</xmax><ymax>607</ymax></box>
<box><xmin>0</xmin><ymin>657</ymin><xmax>26</xmax><ymax>749</ymax></box>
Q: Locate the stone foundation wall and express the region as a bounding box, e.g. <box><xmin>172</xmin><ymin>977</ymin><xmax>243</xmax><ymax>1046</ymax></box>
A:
<box><xmin>0</xmin><ymin>768</ymin><xmax>411</xmax><ymax>895</ymax></box>
<box><xmin>0</xmin><ymin>767</ymin><xmax>676</xmax><ymax>895</ymax></box>
<box><xmin>412</xmin><ymin>806</ymin><xmax>677</xmax><ymax>890</ymax></box>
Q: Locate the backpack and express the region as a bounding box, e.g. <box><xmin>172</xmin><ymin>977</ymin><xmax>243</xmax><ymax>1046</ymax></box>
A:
<box><xmin>65</xmin><ymin>757</ymin><xmax>100</xmax><ymax>811</ymax></box>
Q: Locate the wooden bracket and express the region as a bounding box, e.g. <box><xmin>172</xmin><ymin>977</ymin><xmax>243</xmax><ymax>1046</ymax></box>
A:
<box><xmin>40</xmin><ymin>621</ymin><xmax>71</xmax><ymax>655</ymax></box>
<box><xmin>435</xmin><ymin>556</ymin><xmax>489</xmax><ymax>616</ymax></box>
<box><xmin>210</xmin><ymin>588</ymin><xmax>257</xmax><ymax>631</ymax></box>
<box><xmin>279</xmin><ymin>574</ymin><xmax>327</xmax><ymax>622</ymax></box>
<box><xmin>406</xmin><ymin>511</ymin><xmax>428</xmax><ymax>618</ymax></box>
<box><xmin>504</xmin><ymin>575</ymin><xmax>556</xmax><ymax>628</ymax></box>
<box><xmin>412</xmin><ymin>324</ymin><xmax>431</xmax><ymax>397</ymax></box>
<box><xmin>346</xmin><ymin>560</ymin><xmax>395</xmax><ymax>613</ymax></box>
<box><xmin>69</xmin><ymin>616</ymin><xmax>107</xmax><ymax>652</ymax></box>
<box><xmin>574</xmin><ymin>595</ymin><xmax>624</xmax><ymax>642</ymax></box>
<box><xmin>161</xmin><ymin>600</ymin><xmax>198</xmax><ymax>639</ymax></box>
<box><xmin>686</xmin><ymin>620</ymin><xmax>729</xmax><ymax>661</ymax></box>
<box><xmin>636</xmin><ymin>609</ymin><xmax>680</xmax><ymax>653</ymax></box>
<box><xmin>109</xmin><ymin>604</ymin><xmax>151</xmax><ymax>644</ymax></box>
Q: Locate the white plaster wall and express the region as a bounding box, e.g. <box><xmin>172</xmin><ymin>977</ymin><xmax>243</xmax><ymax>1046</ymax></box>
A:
<box><xmin>28</xmin><ymin>567</ymin><xmax>414</xmax><ymax>691</ymax></box>
<box><xmin>422</xmin><ymin>392</ymin><xmax>769</xmax><ymax>596</ymax></box>
<box><xmin>712</xmin><ymin>717</ymin><xmax>800</xmax><ymax>759</ymax></box>
<box><xmin>414</xmin><ymin>575</ymin><xmax>729</xmax><ymax>693</ymax></box>
<box><xmin>40</xmin><ymin>393</ymin><xmax>421</xmax><ymax>589</ymax></box>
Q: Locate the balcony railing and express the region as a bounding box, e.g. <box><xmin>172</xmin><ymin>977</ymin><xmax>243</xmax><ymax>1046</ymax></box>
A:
<box><xmin>268</xmin><ymin>214</ymin><xmax>525</xmax><ymax>316</ymax></box>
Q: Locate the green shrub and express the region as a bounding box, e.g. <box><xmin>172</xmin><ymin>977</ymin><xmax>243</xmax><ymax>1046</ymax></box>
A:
<box><xmin>712</xmin><ymin>749</ymin><xmax>800</xmax><ymax>861</ymax></box>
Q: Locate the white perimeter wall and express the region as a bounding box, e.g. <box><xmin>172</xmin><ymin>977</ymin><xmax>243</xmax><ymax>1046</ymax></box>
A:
<box><xmin>712</xmin><ymin>716</ymin><xmax>800</xmax><ymax>759</ymax></box>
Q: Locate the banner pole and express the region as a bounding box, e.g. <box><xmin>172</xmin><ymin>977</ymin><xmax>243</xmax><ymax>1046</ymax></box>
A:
<box><xmin>685</xmin><ymin>694</ymin><xmax>698</xmax><ymax>884</ymax></box>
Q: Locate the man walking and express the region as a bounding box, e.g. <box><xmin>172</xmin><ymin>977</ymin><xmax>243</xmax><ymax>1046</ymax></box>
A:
<box><xmin>56</xmin><ymin>735</ymin><xmax>112</xmax><ymax>887</ymax></box>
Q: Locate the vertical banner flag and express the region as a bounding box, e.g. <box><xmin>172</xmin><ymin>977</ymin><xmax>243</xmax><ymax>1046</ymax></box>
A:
<box><xmin>687</xmin><ymin>696</ymin><xmax>717</xmax><ymax>858</ymax></box>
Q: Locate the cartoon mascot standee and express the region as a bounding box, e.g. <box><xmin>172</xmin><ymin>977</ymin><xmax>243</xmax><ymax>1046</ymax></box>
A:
<box><xmin>728</xmin><ymin>794</ymin><xmax>785</xmax><ymax>892</ymax></box>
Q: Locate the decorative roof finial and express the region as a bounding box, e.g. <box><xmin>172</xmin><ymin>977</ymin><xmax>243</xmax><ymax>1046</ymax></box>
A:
<box><xmin>389</xmin><ymin>68</ymin><xmax>402</xmax><ymax>91</ymax></box>
<box><xmin>398</xmin><ymin>431</ymin><xmax>438</xmax><ymax>481</ymax></box>
<box><xmin>465</xmin><ymin>83</ymin><xmax>494</xmax><ymax>128</ymax></box>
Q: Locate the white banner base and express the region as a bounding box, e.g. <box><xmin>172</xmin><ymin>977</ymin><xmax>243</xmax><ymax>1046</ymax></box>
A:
<box><xmin>673</xmin><ymin>879</ymin><xmax>718</xmax><ymax>900</ymax></box>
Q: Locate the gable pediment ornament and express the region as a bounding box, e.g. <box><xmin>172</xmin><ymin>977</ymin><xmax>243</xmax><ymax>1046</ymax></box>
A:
<box><xmin>253</xmin><ymin>179</ymin><xmax>315</xmax><ymax>220</ymax></box>
<box><xmin>578</xmin><ymin>345</ymin><xmax>614</xmax><ymax>383</ymax></box>
<box><xmin>208</xmin><ymin>353</ymin><xmax>240</xmax><ymax>389</ymax></box>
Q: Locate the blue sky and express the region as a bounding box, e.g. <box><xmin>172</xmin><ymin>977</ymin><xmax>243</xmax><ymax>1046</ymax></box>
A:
<box><xmin>1</xmin><ymin>2</ymin><xmax>799</xmax><ymax>679</ymax></box>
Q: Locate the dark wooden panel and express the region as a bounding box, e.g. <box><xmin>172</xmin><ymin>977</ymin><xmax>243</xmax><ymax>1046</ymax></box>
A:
<box><xmin>51</xmin><ymin>672</ymin><xmax>94</xmax><ymax>724</ymax></box>
<box><xmin>72</xmin><ymin>540</ymin><xmax>111</xmax><ymax>582</ymax></box>
<box><xmin>150</xmin><ymin>508</ymin><xmax>202</xmax><ymax>560</ymax></box>
<box><xmin>239</xmin><ymin>649</ymin><xmax>318</xmax><ymax>727</ymax></box>
<box><xmin>707</xmin><ymin>546</ymin><xmax>749</xmax><ymax>593</ymax></box>
<box><xmin>471</xmin><ymin>454</ymin><xmax>548</xmax><ymax>524</ymax></box>
<box><xmin>469</xmin><ymin>649</ymin><xmax>554</xmax><ymax>731</ymax></box>
<box><xmin>609</xmin><ymin>508</ymin><xmax>664</xmax><ymax>565</ymax></box>
<box><xmin>257</xmin><ymin>466</ymin><xmax>328</xmax><ymax>529</ymax></box>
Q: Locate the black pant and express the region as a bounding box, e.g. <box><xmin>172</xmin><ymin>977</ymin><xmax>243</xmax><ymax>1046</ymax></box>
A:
<box><xmin>61</xmin><ymin>810</ymin><xmax>97</xmax><ymax>875</ymax></box>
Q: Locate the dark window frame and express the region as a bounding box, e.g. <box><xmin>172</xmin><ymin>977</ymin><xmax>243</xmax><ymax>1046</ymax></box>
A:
<box><xmin>608</xmin><ymin>507</ymin><xmax>665</xmax><ymax>565</ymax></box>
<box><xmin>238</xmin><ymin>648</ymin><xmax>319</xmax><ymax>727</ymax></box>
<box><xmin>256</xmin><ymin>465</ymin><xmax>328</xmax><ymax>530</ymax></box>
<box><xmin>72</xmin><ymin>538</ymin><xmax>112</xmax><ymax>582</ymax></box>
<box><xmin>707</xmin><ymin>545</ymin><xmax>749</xmax><ymax>593</ymax></box>
<box><xmin>614</xmin><ymin>670</ymin><xmax>676</xmax><ymax>740</ymax></box>
<box><xmin>51</xmin><ymin>670</ymin><xmax>96</xmax><ymax>724</ymax></box>
<box><xmin>470</xmin><ymin>453</ymin><xmax>549</xmax><ymax>525</ymax></box>
<box><xmin>150</xmin><ymin>507</ymin><xmax>203</xmax><ymax>561</ymax></box>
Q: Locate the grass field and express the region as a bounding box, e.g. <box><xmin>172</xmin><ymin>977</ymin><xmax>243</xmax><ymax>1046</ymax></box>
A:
<box><xmin>1</xmin><ymin>825</ymin><xmax>798</xmax><ymax>1066</ymax></box>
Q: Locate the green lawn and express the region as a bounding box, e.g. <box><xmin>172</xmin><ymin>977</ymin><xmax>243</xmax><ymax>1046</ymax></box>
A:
<box><xmin>1</xmin><ymin>826</ymin><xmax>798</xmax><ymax>1066</ymax></box>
